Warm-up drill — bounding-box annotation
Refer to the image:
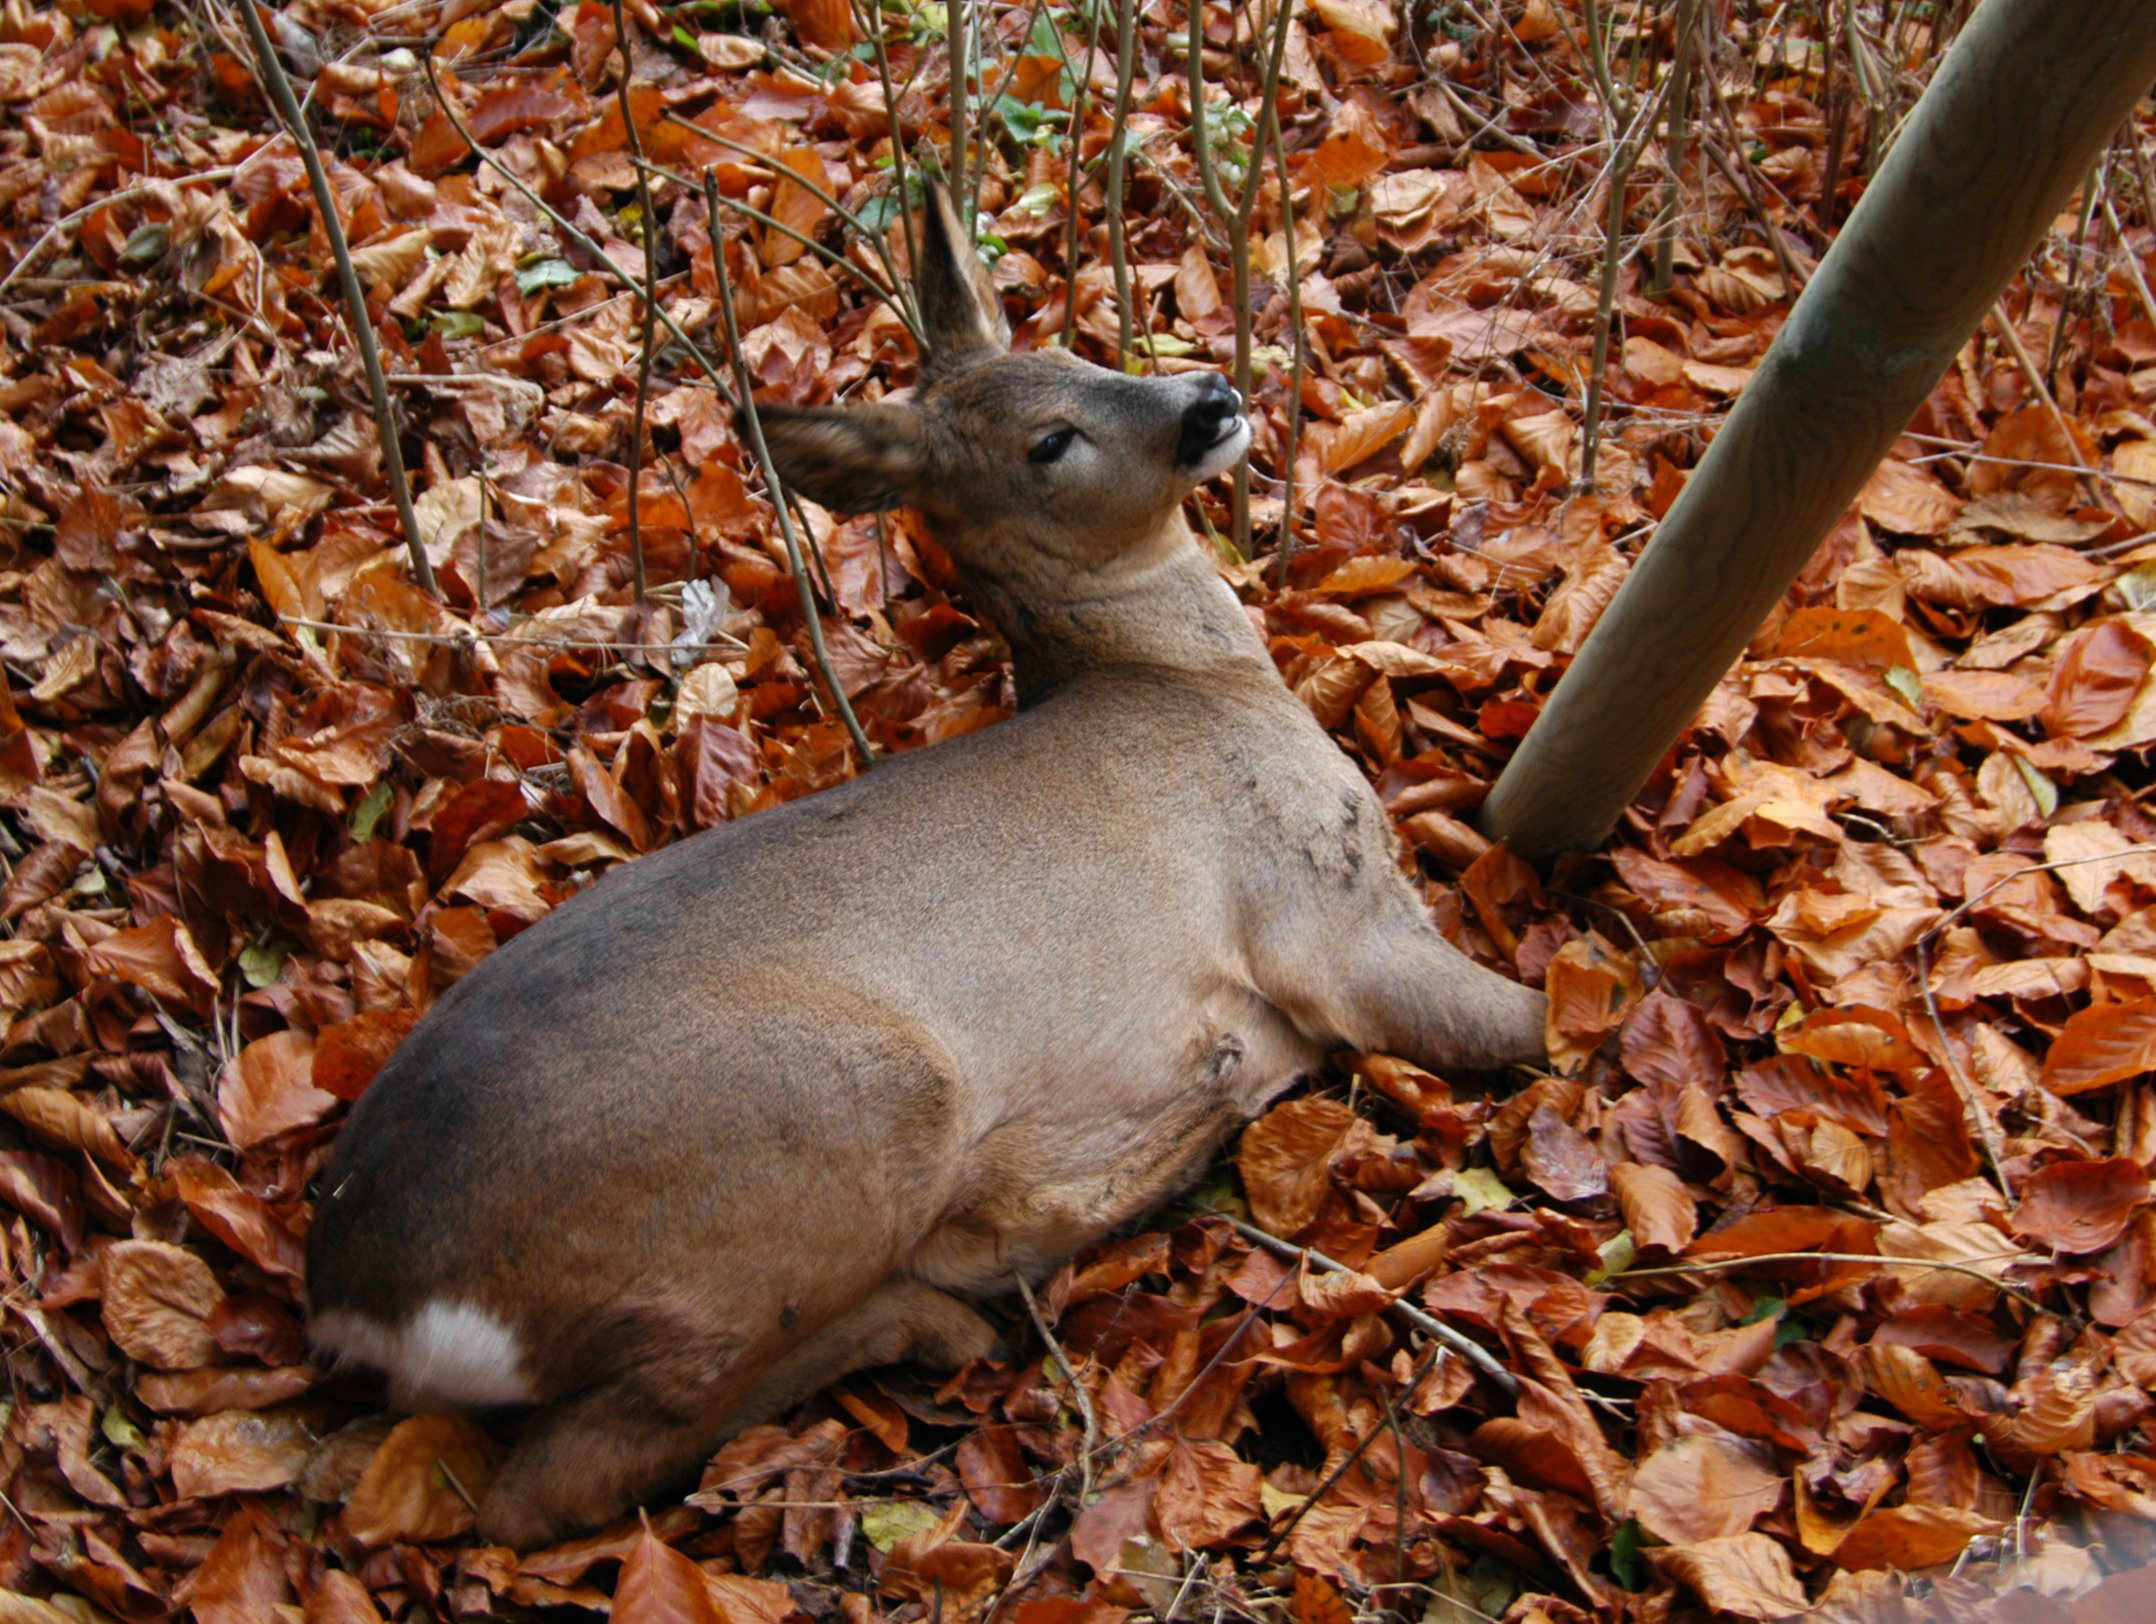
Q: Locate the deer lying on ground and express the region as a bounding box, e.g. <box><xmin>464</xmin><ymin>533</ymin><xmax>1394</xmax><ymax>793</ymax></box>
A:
<box><xmin>306</xmin><ymin>184</ymin><xmax>1547</xmax><ymax>1548</ymax></box>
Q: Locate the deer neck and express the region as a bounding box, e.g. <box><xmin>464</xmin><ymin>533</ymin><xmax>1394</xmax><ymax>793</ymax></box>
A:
<box><xmin>953</xmin><ymin>521</ymin><xmax>1275</xmax><ymax>703</ymax></box>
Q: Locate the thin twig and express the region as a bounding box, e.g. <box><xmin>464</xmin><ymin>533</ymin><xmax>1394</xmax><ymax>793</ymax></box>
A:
<box><xmin>1257</xmin><ymin>1341</ymin><xmax>1445</xmax><ymax>1563</ymax></box>
<box><xmin>1989</xmin><ymin>300</ymin><xmax>2104</xmax><ymax>505</ymax></box>
<box><xmin>1650</xmin><ymin>0</ymin><xmax>1699</xmax><ymax>293</ymax></box>
<box><xmin>1614</xmin><ymin>1250</ymin><xmax>2045</xmax><ymax>1312</ymax></box>
<box><xmin>703</xmin><ymin>172</ymin><xmax>877</xmax><ymax>770</ymax></box>
<box><xmin>1205</xmin><ymin>1211</ymin><xmax>1520</xmax><ymax>1399</ymax></box>
<box><xmin>1012</xmin><ymin>1273</ymin><xmax>1100</xmax><ymax>1509</ymax></box>
<box><xmin>1105</xmin><ymin>0</ymin><xmax>1140</xmax><ymax>362</ymax></box>
<box><xmin>0</xmin><ymin>169</ymin><xmax>238</xmax><ymax>300</ymax></box>
<box><xmin>612</xmin><ymin>0</ymin><xmax>655</xmax><ymax>605</ymax></box>
<box><xmin>237</xmin><ymin>4</ymin><xmax>436</xmax><ymax>596</ymax></box>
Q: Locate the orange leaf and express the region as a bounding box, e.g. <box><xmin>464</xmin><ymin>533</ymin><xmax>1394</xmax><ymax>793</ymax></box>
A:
<box><xmin>1829</xmin><ymin>1504</ymin><xmax>2003</xmax><ymax>1571</ymax></box>
<box><xmin>313</xmin><ymin>1010</ymin><xmax>419</xmax><ymax>1103</ymax></box>
<box><xmin>219</xmin><ymin>1029</ymin><xmax>339</xmax><ymax>1149</ymax></box>
<box><xmin>1290</xmin><ymin>1572</ymin><xmax>1354</xmax><ymax>1624</ymax></box>
<box><xmin>2043</xmin><ymin>619</ymin><xmax>2153</xmax><ymax>738</ymax></box>
<box><xmin>2039</xmin><ymin>997</ymin><xmax>2156</xmax><ymax>1095</ymax></box>
<box><xmin>342</xmin><ymin>1414</ymin><xmax>503</xmax><ymax>1547</ymax></box>
<box><xmin>101</xmin><ymin>1239</ymin><xmax>226</xmax><ymax>1370</ymax></box>
<box><xmin>2010</xmin><ymin>1157</ymin><xmax>2152</xmax><ymax>1254</ymax></box>
<box><xmin>614</xmin><ymin>1523</ymin><xmax>723</xmax><ymax>1624</ymax></box>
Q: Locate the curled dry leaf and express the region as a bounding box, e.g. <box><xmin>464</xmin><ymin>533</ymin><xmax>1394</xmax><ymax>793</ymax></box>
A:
<box><xmin>613</xmin><ymin>1524</ymin><xmax>722</xmax><ymax>1624</ymax></box>
<box><xmin>1628</xmin><ymin>1433</ymin><xmax>1784</xmax><ymax>1543</ymax></box>
<box><xmin>1828</xmin><ymin>1504</ymin><xmax>2005</xmax><ymax>1571</ymax></box>
<box><xmin>168</xmin><ymin>1408</ymin><xmax>317</xmax><ymax>1498</ymax></box>
<box><xmin>100</xmin><ymin>1239</ymin><xmax>226</xmax><ymax>1370</ymax></box>
<box><xmin>341</xmin><ymin>1414</ymin><xmax>504</xmax><ymax>1547</ymax></box>
<box><xmin>2012</xmin><ymin>1157</ymin><xmax>2153</xmax><ymax>1254</ymax></box>
<box><xmin>1645</xmin><ymin>1530</ymin><xmax>1810</xmax><ymax>1617</ymax></box>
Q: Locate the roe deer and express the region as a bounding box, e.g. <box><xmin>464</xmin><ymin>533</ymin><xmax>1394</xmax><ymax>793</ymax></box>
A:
<box><xmin>306</xmin><ymin>183</ymin><xmax>1547</xmax><ymax>1548</ymax></box>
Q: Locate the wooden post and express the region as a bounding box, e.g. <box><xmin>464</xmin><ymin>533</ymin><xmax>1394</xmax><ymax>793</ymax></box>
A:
<box><xmin>1479</xmin><ymin>0</ymin><xmax>2156</xmax><ymax>859</ymax></box>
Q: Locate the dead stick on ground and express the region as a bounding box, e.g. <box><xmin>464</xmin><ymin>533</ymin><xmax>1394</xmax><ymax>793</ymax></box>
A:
<box><xmin>236</xmin><ymin>2</ymin><xmax>437</xmax><ymax>596</ymax></box>
<box><xmin>1013</xmin><ymin>1273</ymin><xmax>1100</xmax><ymax>1508</ymax></box>
<box><xmin>1256</xmin><ymin>1341</ymin><xmax>1444</xmax><ymax>1562</ymax></box>
<box><xmin>703</xmin><ymin>172</ymin><xmax>877</xmax><ymax>770</ymax></box>
<box><xmin>1990</xmin><ymin>299</ymin><xmax>2105</xmax><ymax>505</ymax></box>
<box><xmin>1206</xmin><ymin>1211</ymin><xmax>1528</xmax><ymax>1402</ymax></box>
<box><xmin>612</xmin><ymin>0</ymin><xmax>655</xmax><ymax>605</ymax></box>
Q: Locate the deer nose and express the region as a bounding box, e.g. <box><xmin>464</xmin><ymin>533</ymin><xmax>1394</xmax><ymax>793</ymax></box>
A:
<box><xmin>1178</xmin><ymin>375</ymin><xmax>1244</xmax><ymax>462</ymax></box>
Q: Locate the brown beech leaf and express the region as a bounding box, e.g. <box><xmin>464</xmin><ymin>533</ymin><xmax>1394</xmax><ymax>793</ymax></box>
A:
<box><xmin>1236</xmin><ymin>1097</ymin><xmax>1356</xmax><ymax>1236</ymax></box>
<box><xmin>101</xmin><ymin>1238</ymin><xmax>226</xmax><ymax>1369</ymax></box>
<box><xmin>1153</xmin><ymin>1436</ymin><xmax>1262</xmax><ymax>1550</ymax></box>
<box><xmin>614</xmin><ymin>1523</ymin><xmax>723</xmax><ymax>1624</ymax></box>
<box><xmin>2011</xmin><ymin>1157</ymin><xmax>2152</xmax><ymax>1254</ymax></box>
<box><xmin>2043</xmin><ymin>619</ymin><xmax>2152</xmax><ymax>738</ymax></box>
<box><xmin>172</xmin><ymin>1158</ymin><xmax>306</xmax><ymax>1282</ymax></box>
<box><xmin>169</xmin><ymin>1408</ymin><xmax>317</xmax><ymax>1498</ymax></box>
<box><xmin>1646</xmin><ymin>1530</ymin><xmax>1810</xmax><ymax>1616</ymax></box>
<box><xmin>77</xmin><ymin>912</ymin><xmax>218</xmax><ymax>1015</ymax></box>
<box><xmin>1859</xmin><ymin>1344</ymin><xmax>1969</xmax><ymax>1430</ymax></box>
<box><xmin>1519</xmin><ymin>1102</ymin><xmax>1608</xmax><ymax>1202</ymax></box>
<box><xmin>1610</xmin><ymin>1161</ymin><xmax>1698</xmax><ymax>1252</ymax></box>
<box><xmin>312</xmin><ymin>1009</ymin><xmax>419</xmax><ymax>1102</ymax></box>
<box><xmin>342</xmin><ymin>1413</ymin><xmax>504</xmax><ymax>1547</ymax></box>
<box><xmin>219</xmin><ymin>1028</ymin><xmax>339</xmax><ymax>1149</ymax></box>
<box><xmin>181</xmin><ymin>1502</ymin><xmax>291</xmax><ymax>1624</ymax></box>
<box><xmin>1628</xmin><ymin>1434</ymin><xmax>1784</xmax><ymax>1543</ymax></box>
<box><xmin>956</xmin><ymin>1425</ymin><xmax>1041</xmax><ymax>1526</ymax></box>
<box><xmin>304</xmin><ymin>1569</ymin><xmax>387</xmax><ymax>1624</ymax></box>
<box><xmin>1828</xmin><ymin>1504</ymin><xmax>2004</xmax><ymax>1571</ymax></box>
<box><xmin>138</xmin><ymin>1365</ymin><xmax>319</xmax><ymax>1415</ymax></box>
<box><xmin>2040</xmin><ymin>998</ymin><xmax>2156</xmax><ymax>1095</ymax></box>
<box><xmin>1290</xmin><ymin>1572</ymin><xmax>1354</xmax><ymax>1624</ymax></box>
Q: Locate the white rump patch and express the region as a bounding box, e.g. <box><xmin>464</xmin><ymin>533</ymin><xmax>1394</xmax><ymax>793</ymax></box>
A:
<box><xmin>312</xmin><ymin>1299</ymin><xmax>536</xmax><ymax>1408</ymax></box>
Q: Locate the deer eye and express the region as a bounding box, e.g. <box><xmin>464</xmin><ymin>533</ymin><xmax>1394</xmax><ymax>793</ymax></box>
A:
<box><xmin>1028</xmin><ymin>428</ymin><xmax>1077</xmax><ymax>465</ymax></box>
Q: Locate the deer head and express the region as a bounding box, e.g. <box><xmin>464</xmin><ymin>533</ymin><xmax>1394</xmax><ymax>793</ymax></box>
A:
<box><xmin>755</xmin><ymin>184</ymin><xmax>1249</xmax><ymax>625</ymax></box>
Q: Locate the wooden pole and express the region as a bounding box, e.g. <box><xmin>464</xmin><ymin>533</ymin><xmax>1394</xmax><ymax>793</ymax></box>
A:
<box><xmin>1479</xmin><ymin>0</ymin><xmax>2156</xmax><ymax>859</ymax></box>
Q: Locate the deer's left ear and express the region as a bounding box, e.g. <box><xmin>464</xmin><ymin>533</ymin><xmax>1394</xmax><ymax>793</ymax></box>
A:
<box><xmin>913</xmin><ymin>180</ymin><xmax>1009</xmax><ymax>373</ymax></box>
<box><xmin>752</xmin><ymin>402</ymin><xmax>929</xmax><ymax>514</ymax></box>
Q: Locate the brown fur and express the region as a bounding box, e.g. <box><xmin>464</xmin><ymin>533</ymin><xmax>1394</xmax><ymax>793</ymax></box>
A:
<box><xmin>305</xmin><ymin>184</ymin><xmax>1546</xmax><ymax>1547</ymax></box>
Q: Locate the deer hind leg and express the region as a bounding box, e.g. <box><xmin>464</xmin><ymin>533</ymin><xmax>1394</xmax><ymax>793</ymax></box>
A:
<box><xmin>476</xmin><ymin>1371</ymin><xmax>738</xmax><ymax>1550</ymax></box>
<box><xmin>725</xmin><ymin>1278</ymin><xmax>1000</xmax><ymax>1434</ymax></box>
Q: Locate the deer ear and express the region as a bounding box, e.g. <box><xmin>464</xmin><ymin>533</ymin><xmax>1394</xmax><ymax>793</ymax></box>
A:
<box><xmin>751</xmin><ymin>402</ymin><xmax>929</xmax><ymax>515</ymax></box>
<box><xmin>914</xmin><ymin>179</ymin><xmax>1009</xmax><ymax>372</ymax></box>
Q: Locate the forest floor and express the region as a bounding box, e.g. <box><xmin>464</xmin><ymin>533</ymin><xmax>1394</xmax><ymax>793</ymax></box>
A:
<box><xmin>4</xmin><ymin>1</ymin><xmax>2156</xmax><ymax>1620</ymax></box>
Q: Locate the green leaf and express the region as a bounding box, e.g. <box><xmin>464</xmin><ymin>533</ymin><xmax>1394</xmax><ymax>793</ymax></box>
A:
<box><xmin>672</xmin><ymin>23</ymin><xmax>699</xmax><ymax>51</ymax></box>
<box><xmin>120</xmin><ymin>222</ymin><xmax>169</xmax><ymax>267</ymax></box>
<box><xmin>1737</xmin><ymin>1295</ymin><xmax>1786</xmax><ymax>1327</ymax></box>
<box><xmin>515</xmin><ymin>257</ymin><xmax>582</xmax><ymax>296</ymax></box>
<box><xmin>350</xmin><ymin>779</ymin><xmax>395</xmax><ymax>842</ymax></box>
<box><xmin>1884</xmin><ymin>664</ymin><xmax>1924</xmax><ymax>708</ymax></box>
<box><xmin>2120</xmin><ymin>561</ymin><xmax>2156</xmax><ymax>612</ymax></box>
<box><xmin>1012</xmin><ymin>182</ymin><xmax>1061</xmax><ymax>216</ymax></box>
<box><xmin>429</xmin><ymin>310</ymin><xmax>486</xmax><ymax>340</ymax></box>
<box><xmin>861</xmin><ymin>1501</ymin><xmax>942</xmax><ymax>1551</ymax></box>
<box><xmin>1453</xmin><ymin>1166</ymin><xmax>1516</xmax><ymax>1216</ymax></box>
<box><xmin>1588</xmin><ymin>1229</ymin><xmax>1637</xmax><ymax>1286</ymax></box>
<box><xmin>2012</xmin><ymin>753</ymin><xmax>2059</xmax><ymax>819</ymax></box>
<box><xmin>101</xmin><ymin>1404</ymin><xmax>145</xmax><ymax>1453</ymax></box>
<box><xmin>1609</xmin><ymin>1519</ymin><xmax>1647</xmax><ymax>1589</ymax></box>
<box><xmin>239</xmin><ymin>936</ymin><xmax>293</xmax><ymax>990</ymax></box>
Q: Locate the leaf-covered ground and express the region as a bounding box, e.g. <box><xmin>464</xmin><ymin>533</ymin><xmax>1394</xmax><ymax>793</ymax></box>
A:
<box><xmin>4</xmin><ymin>1</ymin><xmax>2156</xmax><ymax>1619</ymax></box>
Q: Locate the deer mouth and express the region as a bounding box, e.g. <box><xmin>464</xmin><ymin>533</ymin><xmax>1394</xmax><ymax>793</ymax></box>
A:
<box><xmin>1181</xmin><ymin>413</ymin><xmax>1251</xmax><ymax>480</ymax></box>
